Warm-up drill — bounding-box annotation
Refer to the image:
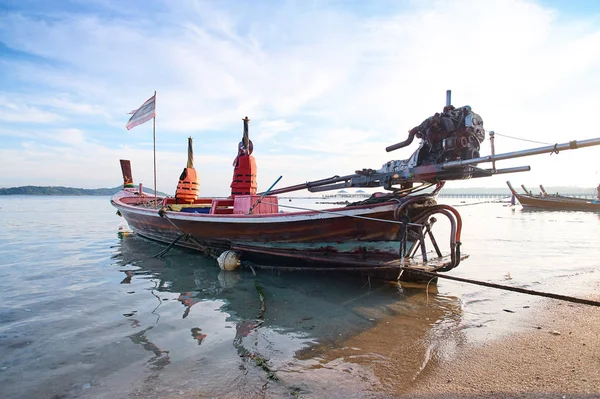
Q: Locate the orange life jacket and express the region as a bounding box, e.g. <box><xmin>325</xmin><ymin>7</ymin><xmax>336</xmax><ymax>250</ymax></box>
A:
<box><xmin>176</xmin><ymin>168</ymin><xmax>199</xmax><ymax>203</ymax></box>
<box><xmin>230</xmin><ymin>155</ymin><xmax>257</xmax><ymax>196</ymax></box>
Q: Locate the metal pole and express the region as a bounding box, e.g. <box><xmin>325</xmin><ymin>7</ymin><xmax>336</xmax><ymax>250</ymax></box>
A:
<box><xmin>243</xmin><ymin>116</ymin><xmax>250</xmax><ymax>155</ymax></box>
<box><xmin>187</xmin><ymin>137</ymin><xmax>194</xmax><ymax>169</ymax></box>
<box><xmin>446</xmin><ymin>90</ymin><xmax>451</xmax><ymax>107</ymax></box>
<box><xmin>153</xmin><ymin>90</ymin><xmax>157</xmax><ymax>207</ymax></box>
<box><xmin>248</xmin><ymin>175</ymin><xmax>283</xmax><ymax>214</ymax></box>
<box><xmin>490</xmin><ymin>166</ymin><xmax>530</xmax><ymax>175</ymax></box>
<box><xmin>489</xmin><ymin>131</ymin><xmax>496</xmax><ymax>172</ymax></box>
<box><xmin>259</xmin><ymin>174</ymin><xmax>355</xmax><ymax>196</ymax></box>
<box><xmin>441</xmin><ymin>137</ymin><xmax>600</xmax><ymax>169</ymax></box>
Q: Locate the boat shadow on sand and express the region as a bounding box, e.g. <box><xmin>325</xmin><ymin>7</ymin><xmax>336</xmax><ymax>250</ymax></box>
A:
<box><xmin>108</xmin><ymin>232</ymin><xmax>467</xmax><ymax>397</ymax></box>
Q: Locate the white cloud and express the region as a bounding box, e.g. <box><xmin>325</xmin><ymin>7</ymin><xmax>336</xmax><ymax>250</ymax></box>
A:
<box><xmin>251</xmin><ymin>119</ymin><xmax>299</xmax><ymax>141</ymax></box>
<box><xmin>1</xmin><ymin>0</ymin><xmax>600</xmax><ymax>192</ymax></box>
<box><xmin>0</xmin><ymin>97</ymin><xmax>63</xmax><ymax>124</ymax></box>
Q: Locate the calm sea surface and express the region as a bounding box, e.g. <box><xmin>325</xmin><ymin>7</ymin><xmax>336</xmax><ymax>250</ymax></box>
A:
<box><xmin>0</xmin><ymin>195</ymin><xmax>598</xmax><ymax>398</ymax></box>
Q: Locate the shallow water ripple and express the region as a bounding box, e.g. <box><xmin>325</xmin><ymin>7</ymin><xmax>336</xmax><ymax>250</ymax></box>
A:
<box><xmin>0</xmin><ymin>196</ymin><xmax>598</xmax><ymax>398</ymax></box>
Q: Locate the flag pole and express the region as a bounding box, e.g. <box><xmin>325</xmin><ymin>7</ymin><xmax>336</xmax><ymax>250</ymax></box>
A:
<box><xmin>153</xmin><ymin>90</ymin><xmax>157</xmax><ymax>207</ymax></box>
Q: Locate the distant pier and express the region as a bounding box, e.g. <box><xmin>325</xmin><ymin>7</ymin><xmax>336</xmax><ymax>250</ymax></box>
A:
<box><xmin>280</xmin><ymin>191</ymin><xmax>597</xmax><ymax>201</ymax></box>
<box><xmin>318</xmin><ymin>191</ymin><xmax>597</xmax><ymax>200</ymax></box>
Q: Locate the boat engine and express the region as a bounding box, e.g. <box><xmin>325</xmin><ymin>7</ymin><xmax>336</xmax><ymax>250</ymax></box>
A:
<box><xmin>388</xmin><ymin>105</ymin><xmax>485</xmax><ymax>166</ymax></box>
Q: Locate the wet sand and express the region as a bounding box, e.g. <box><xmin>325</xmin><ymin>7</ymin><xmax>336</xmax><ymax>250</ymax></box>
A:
<box><xmin>289</xmin><ymin>285</ymin><xmax>600</xmax><ymax>399</ymax></box>
<box><xmin>401</xmin><ymin>292</ymin><xmax>600</xmax><ymax>398</ymax></box>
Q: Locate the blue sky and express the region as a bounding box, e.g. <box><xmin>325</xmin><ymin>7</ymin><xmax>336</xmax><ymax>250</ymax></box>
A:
<box><xmin>1</xmin><ymin>0</ymin><xmax>600</xmax><ymax>195</ymax></box>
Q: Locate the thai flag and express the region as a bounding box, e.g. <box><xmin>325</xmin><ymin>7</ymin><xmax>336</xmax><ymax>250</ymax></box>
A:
<box><xmin>126</xmin><ymin>94</ymin><xmax>155</xmax><ymax>130</ymax></box>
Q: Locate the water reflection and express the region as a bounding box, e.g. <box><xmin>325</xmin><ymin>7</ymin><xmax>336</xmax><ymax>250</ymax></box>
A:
<box><xmin>105</xmin><ymin>232</ymin><xmax>465</xmax><ymax>397</ymax></box>
<box><xmin>129</xmin><ymin>326</ymin><xmax>171</xmax><ymax>370</ymax></box>
<box><xmin>519</xmin><ymin>206</ymin><xmax>600</xmax><ymax>215</ymax></box>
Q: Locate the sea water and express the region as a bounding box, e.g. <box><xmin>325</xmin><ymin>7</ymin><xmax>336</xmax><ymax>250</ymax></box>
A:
<box><xmin>0</xmin><ymin>196</ymin><xmax>598</xmax><ymax>398</ymax></box>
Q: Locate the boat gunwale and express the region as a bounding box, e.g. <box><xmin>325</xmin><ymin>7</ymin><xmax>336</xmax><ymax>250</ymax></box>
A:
<box><xmin>516</xmin><ymin>194</ymin><xmax>597</xmax><ymax>204</ymax></box>
<box><xmin>513</xmin><ymin>193</ymin><xmax>600</xmax><ymax>211</ymax></box>
<box><xmin>111</xmin><ymin>191</ymin><xmax>415</xmax><ymax>224</ymax></box>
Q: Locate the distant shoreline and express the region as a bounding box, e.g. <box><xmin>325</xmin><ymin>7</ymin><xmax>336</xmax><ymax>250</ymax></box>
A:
<box><xmin>0</xmin><ymin>185</ymin><xmax>166</xmax><ymax>196</ymax></box>
<box><xmin>0</xmin><ymin>185</ymin><xmax>595</xmax><ymax>197</ymax></box>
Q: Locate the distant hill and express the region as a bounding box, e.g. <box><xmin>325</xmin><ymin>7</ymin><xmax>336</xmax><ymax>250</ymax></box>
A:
<box><xmin>1</xmin><ymin>185</ymin><xmax>595</xmax><ymax>197</ymax></box>
<box><xmin>0</xmin><ymin>185</ymin><xmax>168</xmax><ymax>196</ymax></box>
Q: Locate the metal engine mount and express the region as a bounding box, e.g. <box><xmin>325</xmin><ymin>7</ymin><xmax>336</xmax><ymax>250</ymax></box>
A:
<box><xmin>387</xmin><ymin>105</ymin><xmax>485</xmax><ymax>167</ymax></box>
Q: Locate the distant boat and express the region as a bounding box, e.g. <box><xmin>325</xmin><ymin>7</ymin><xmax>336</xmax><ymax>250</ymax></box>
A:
<box><xmin>506</xmin><ymin>181</ymin><xmax>600</xmax><ymax>211</ymax></box>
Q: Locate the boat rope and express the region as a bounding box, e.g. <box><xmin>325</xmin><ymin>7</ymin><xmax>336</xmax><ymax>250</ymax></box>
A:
<box><xmin>492</xmin><ymin>132</ymin><xmax>552</xmax><ymax>146</ymax></box>
<box><xmin>258</xmin><ymin>200</ymin><xmax>424</xmax><ymax>227</ymax></box>
<box><xmin>156</xmin><ymin>208</ymin><xmax>208</xmax><ymax>253</ymax></box>
<box><xmin>492</xmin><ymin>132</ymin><xmax>565</xmax><ymax>156</ymax></box>
<box><xmin>406</xmin><ymin>269</ymin><xmax>600</xmax><ymax>308</ymax></box>
<box><xmin>152</xmin><ymin>233</ymin><xmax>187</xmax><ymax>257</ymax></box>
<box><xmin>241</xmin><ymin>263</ymin><xmax>600</xmax><ymax>307</ymax></box>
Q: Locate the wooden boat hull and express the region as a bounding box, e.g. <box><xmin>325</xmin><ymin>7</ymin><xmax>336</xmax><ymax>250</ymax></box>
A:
<box><xmin>507</xmin><ymin>182</ymin><xmax>600</xmax><ymax>211</ymax></box>
<box><xmin>514</xmin><ymin>193</ymin><xmax>600</xmax><ymax>211</ymax></box>
<box><xmin>111</xmin><ymin>190</ymin><xmax>460</xmax><ymax>280</ymax></box>
<box><xmin>507</xmin><ymin>181</ymin><xmax>600</xmax><ymax>211</ymax></box>
<box><xmin>113</xmin><ymin>190</ymin><xmax>406</xmax><ymax>255</ymax></box>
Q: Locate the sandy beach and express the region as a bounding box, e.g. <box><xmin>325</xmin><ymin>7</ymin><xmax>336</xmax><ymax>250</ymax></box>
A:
<box><xmin>285</xmin><ymin>283</ymin><xmax>600</xmax><ymax>399</ymax></box>
<box><xmin>400</xmin><ymin>292</ymin><xmax>600</xmax><ymax>398</ymax></box>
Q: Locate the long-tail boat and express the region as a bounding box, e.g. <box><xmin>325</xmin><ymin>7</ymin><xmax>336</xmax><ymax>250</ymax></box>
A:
<box><xmin>111</xmin><ymin>91</ymin><xmax>600</xmax><ymax>280</ymax></box>
<box><xmin>506</xmin><ymin>181</ymin><xmax>600</xmax><ymax>211</ymax></box>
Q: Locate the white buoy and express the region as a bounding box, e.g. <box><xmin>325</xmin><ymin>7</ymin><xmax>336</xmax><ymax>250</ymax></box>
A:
<box><xmin>217</xmin><ymin>250</ymin><xmax>241</xmax><ymax>271</ymax></box>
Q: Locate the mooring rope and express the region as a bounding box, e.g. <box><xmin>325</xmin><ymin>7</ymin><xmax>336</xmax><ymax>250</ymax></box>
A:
<box><xmin>152</xmin><ymin>233</ymin><xmax>187</xmax><ymax>258</ymax></box>
<box><xmin>242</xmin><ymin>262</ymin><xmax>600</xmax><ymax>307</ymax></box>
<box><xmin>258</xmin><ymin>200</ymin><xmax>424</xmax><ymax>227</ymax></box>
<box><xmin>153</xmin><ymin>210</ymin><xmax>209</xmax><ymax>257</ymax></box>
<box><xmin>407</xmin><ymin>268</ymin><xmax>600</xmax><ymax>307</ymax></box>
